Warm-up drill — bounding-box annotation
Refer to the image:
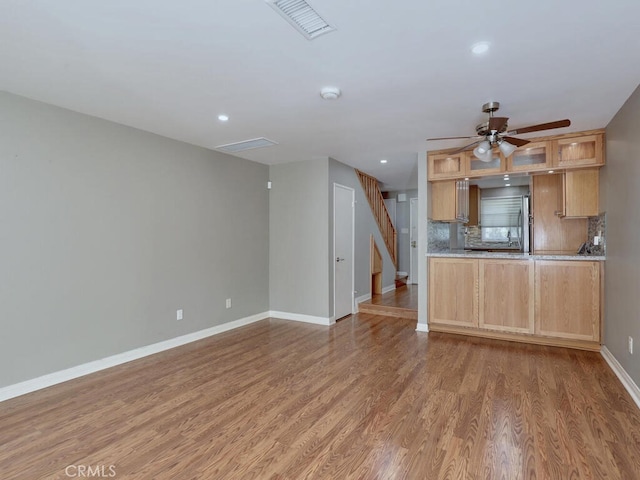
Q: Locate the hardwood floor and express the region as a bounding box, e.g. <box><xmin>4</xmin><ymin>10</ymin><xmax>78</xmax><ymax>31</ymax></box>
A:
<box><xmin>1</xmin><ymin>314</ymin><xmax>639</xmax><ymax>479</ymax></box>
<box><xmin>358</xmin><ymin>284</ymin><xmax>418</xmax><ymax>319</ymax></box>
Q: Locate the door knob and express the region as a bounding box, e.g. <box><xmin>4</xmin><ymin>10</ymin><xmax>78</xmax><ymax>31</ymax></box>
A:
<box><xmin>336</xmin><ymin>257</ymin><xmax>345</xmax><ymax>262</ymax></box>
<box><xmin>411</xmin><ymin>241</ymin><xmax>416</xmax><ymax>248</ymax></box>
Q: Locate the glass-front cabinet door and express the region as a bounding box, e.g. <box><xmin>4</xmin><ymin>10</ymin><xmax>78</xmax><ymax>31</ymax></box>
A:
<box><xmin>428</xmin><ymin>152</ymin><xmax>465</xmax><ymax>180</ymax></box>
<box><xmin>508</xmin><ymin>141</ymin><xmax>552</xmax><ymax>172</ymax></box>
<box><xmin>552</xmin><ymin>134</ymin><xmax>604</xmax><ymax>168</ymax></box>
<box><xmin>465</xmin><ymin>149</ymin><xmax>506</xmax><ymax>176</ymax></box>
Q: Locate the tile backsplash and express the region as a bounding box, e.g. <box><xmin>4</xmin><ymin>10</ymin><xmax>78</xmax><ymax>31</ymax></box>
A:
<box><xmin>427</xmin><ymin>213</ymin><xmax>606</xmax><ymax>256</ymax></box>
<box><xmin>587</xmin><ymin>212</ymin><xmax>606</xmax><ymax>255</ymax></box>
<box><xmin>427</xmin><ymin>220</ymin><xmax>450</xmax><ymax>252</ymax></box>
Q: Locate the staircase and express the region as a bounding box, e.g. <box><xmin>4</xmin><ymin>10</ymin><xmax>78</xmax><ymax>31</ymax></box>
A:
<box><xmin>355</xmin><ymin>169</ymin><xmax>397</xmax><ymax>267</ymax></box>
<box><xmin>395</xmin><ymin>274</ymin><xmax>408</xmax><ymax>288</ymax></box>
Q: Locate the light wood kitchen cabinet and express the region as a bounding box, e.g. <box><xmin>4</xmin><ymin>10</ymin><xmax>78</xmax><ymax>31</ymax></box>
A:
<box><xmin>466</xmin><ymin>185</ymin><xmax>480</xmax><ymax>226</ymax></box>
<box><xmin>532</xmin><ymin>174</ymin><xmax>587</xmax><ymax>253</ymax></box>
<box><xmin>479</xmin><ymin>260</ymin><xmax>534</xmax><ymax>334</ymax></box>
<box><xmin>428</xmin><ymin>258</ymin><xmax>478</xmax><ymax>328</ymax></box>
<box><xmin>465</xmin><ymin>149</ymin><xmax>506</xmax><ymax>176</ymax></box>
<box><xmin>562</xmin><ymin>168</ymin><xmax>599</xmax><ymax>217</ymax></box>
<box><xmin>508</xmin><ymin>141</ymin><xmax>553</xmax><ymax>172</ymax></box>
<box><xmin>535</xmin><ymin>260</ymin><xmax>601</xmax><ymax>342</ymax></box>
<box><xmin>552</xmin><ymin>134</ymin><xmax>604</xmax><ymax>168</ymax></box>
<box><xmin>430</xmin><ymin>180</ymin><xmax>469</xmax><ymax>222</ymax></box>
<box><xmin>428</xmin><ymin>152</ymin><xmax>466</xmax><ymax>180</ymax></box>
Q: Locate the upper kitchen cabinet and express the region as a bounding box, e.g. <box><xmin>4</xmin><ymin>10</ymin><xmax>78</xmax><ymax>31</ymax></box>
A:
<box><xmin>507</xmin><ymin>141</ymin><xmax>553</xmax><ymax>172</ymax></box>
<box><xmin>552</xmin><ymin>132</ymin><xmax>604</xmax><ymax>168</ymax></box>
<box><xmin>430</xmin><ymin>179</ymin><xmax>469</xmax><ymax>222</ymax></box>
<box><xmin>562</xmin><ymin>168</ymin><xmax>600</xmax><ymax>217</ymax></box>
<box><xmin>465</xmin><ymin>149</ymin><xmax>506</xmax><ymax>177</ymax></box>
<box><xmin>428</xmin><ymin>152</ymin><xmax>465</xmax><ymax>180</ymax></box>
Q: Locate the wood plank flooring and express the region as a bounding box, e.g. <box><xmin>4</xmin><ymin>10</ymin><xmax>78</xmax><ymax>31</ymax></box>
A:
<box><xmin>1</xmin><ymin>314</ymin><xmax>639</xmax><ymax>479</ymax></box>
<box><xmin>358</xmin><ymin>284</ymin><xmax>418</xmax><ymax>320</ymax></box>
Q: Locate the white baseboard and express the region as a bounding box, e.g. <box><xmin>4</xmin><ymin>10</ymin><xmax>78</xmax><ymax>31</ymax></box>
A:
<box><xmin>0</xmin><ymin>311</ymin><xmax>269</xmax><ymax>403</ymax></box>
<box><xmin>415</xmin><ymin>323</ymin><xmax>429</xmax><ymax>333</ymax></box>
<box><xmin>382</xmin><ymin>284</ymin><xmax>396</xmax><ymax>294</ymax></box>
<box><xmin>268</xmin><ymin>311</ymin><xmax>334</xmax><ymax>326</ymax></box>
<box><xmin>355</xmin><ymin>293</ymin><xmax>372</xmax><ymax>304</ymax></box>
<box><xmin>601</xmin><ymin>346</ymin><xmax>640</xmax><ymax>410</ymax></box>
<box><xmin>355</xmin><ymin>293</ymin><xmax>371</xmax><ymax>313</ymax></box>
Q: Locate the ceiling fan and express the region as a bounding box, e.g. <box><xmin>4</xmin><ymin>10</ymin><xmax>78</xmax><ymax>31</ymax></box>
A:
<box><xmin>427</xmin><ymin>102</ymin><xmax>571</xmax><ymax>162</ymax></box>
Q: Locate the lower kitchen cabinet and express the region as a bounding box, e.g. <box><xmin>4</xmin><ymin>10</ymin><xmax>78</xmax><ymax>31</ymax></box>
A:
<box><xmin>535</xmin><ymin>260</ymin><xmax>601</xmax><ymax>342</ymax></box>
<box><xmin>479</xmin><ymin>260</ymin><xmax>534</xmax><ymax>334</ymax></box>
<box><xmin>428</xmin><ymin>257</ymin><xmax>602</xmax><ymax>350</ymax></box>
<box><xmin>428</xmin><ymin>257</ymin><xmax>478</xmax><ymax>327</ymax></box>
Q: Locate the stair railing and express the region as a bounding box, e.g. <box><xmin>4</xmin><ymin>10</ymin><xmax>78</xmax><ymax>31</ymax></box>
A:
<box><xmin>356</xmin><ymin>169</ymin><xmax>397</xmax><ymax>267</ymax></box>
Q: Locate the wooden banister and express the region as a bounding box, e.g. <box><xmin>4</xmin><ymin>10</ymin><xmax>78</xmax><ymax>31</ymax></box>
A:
<box><xmin>356</xmin><ymin>169</ymin><xmax>397</xmax><ymax>267</ymax></box>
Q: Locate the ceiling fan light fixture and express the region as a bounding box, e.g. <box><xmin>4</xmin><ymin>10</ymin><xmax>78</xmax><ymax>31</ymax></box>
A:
<box><xmin>473</xmin><ymin>145</ymin><xmax>493</xmax><ymax>162</ymax></box>
<box><xmin>498</xmin><ymin>140</ymin><xmax>517</xmax><ymax>157</ymax></box>
<box><xmin>476</xmin><ymin>140</ymin><xmax>491</xmax><ymax>154</ymax></box>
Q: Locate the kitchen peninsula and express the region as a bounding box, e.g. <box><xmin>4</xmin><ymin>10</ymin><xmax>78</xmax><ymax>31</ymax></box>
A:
<box><xmin>427</xmin><ymin>129</ymin><xmax>606</xmax><ymax>351</ymax></box>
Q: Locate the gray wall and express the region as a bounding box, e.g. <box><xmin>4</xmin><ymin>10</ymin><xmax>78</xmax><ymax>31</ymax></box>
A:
<box><xmin>0</xmin><ymin>91</ymin><xmax>269</xmax><ymax>387</ymax></box>
<box><xmin>385</xmin><ymin>189</ymin><xmax>418</xmax><ymax>275</ymax></box>
<box><xmin>329</xmin><ymin>159</ymin><xmax>396</xmax><ymax>304</ymax></box>
<box><xmin>601</xmin><ymin>84</ymin><xmax>640</xmax><ymax>385</ymax></box>
<box><xmin>269</xmin><ymin>160</ymin><xmax>330</xmax><ymax>318</ymax></box>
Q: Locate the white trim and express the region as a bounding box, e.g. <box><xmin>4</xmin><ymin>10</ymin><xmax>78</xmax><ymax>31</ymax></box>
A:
<box><xmin>382</xmin><ymin>284</ymin><xmax>396</xmax><ymax>294</ymax></box>
<box><xmin>416</xmin><ymin>323</ymin><xmax>429</xmax><ymax>333</ymax></box>
<box><xmin>269</xmin><ymin>310</ymin><xmax>334</xmax><ymax>326</ymax></box>
<box><xmin>396</xmin><ymin>271</ymin><xmax>408</xmax><ymax>276</ymax></box>
<box><xmin>355</xmin><ymin>293</ymin><xmax>372</xmax><ymax>304</ymax></box>
<box><xmin>0</xmin><ymin>311</ymin><xmax>269</xmax><ymax>403</ymax></box>
<box><xmin>333</xmin><ymin>183</ymin><xmax>356</xmax><ymax>319</ymax></box>
<box><xmin>601</xmin><ymin>346</ymin><xmax>640</xmax><ymax>410</ymax></box>
<box><xmin>355</xmin><ymin>292</ymin><xmax>372</xmax><ymax>313</ymax></box>
<box><xmin>409</xmin><ymin>196</ymin><xmax>419</xmax><ymax>284</ymax></box>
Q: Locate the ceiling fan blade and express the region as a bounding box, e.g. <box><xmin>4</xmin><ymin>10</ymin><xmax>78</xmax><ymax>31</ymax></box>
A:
<box><xmin>450</xmin><ymin>140</ymin><xmax>481</xmax><ymax>154</ymax></box>
<box><xmin>488</xmin><ymin>117</ymin><xmax>508</xmax><ymax>132</ymax></box>
<box><xmin>502</xmin><ymin>136</ymin><xmax>530</xmax><ymax>147</ymax></box>
<box><xmin>427</xmin><ymin>135</ymin><xmax>480</xmax><ymax>141</ymax></box>
<box><xmin>507</xmin><ymin>119</ymin><xmax>571</xmax><ymax>136</ymax></box>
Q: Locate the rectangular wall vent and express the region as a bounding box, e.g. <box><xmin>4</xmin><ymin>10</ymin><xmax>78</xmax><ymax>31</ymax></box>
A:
<box><xmin>215</xmin><ymin>137</ymin><xmax>278</xmax><ymax>153</ymax></box>
<box><xmin>265</xmin><ymin>0</ymin><xmax>336</xmax><ymax>40</ymax></box>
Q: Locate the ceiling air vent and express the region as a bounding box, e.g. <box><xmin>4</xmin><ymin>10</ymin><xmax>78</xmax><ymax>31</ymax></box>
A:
<box><xmin>215</xmin><ymin>137</ymin><xmax>278</xmax><ymax>153</ymax></box>
<box><xmin>265</xmin><ymin>0</ymin><xmax>336</xmax><ymax>40</ymax></box>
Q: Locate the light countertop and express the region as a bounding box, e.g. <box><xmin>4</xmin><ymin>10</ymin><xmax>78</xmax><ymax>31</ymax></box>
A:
<box><xmin>426</xmin><ymin>251</ymin><xmax>605</xmax><ymax>261</ymax></box>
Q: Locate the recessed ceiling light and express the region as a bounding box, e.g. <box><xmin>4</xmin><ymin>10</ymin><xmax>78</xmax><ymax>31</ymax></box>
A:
<box><xmin>505</xmin><ymin>183</ymin><xmax>511</xmax><ymax>187</ymax></box>
<box><xmin>471</xmin><ymin>42</ymin><xmax>490</xmax><ymax>55</ymax></box>
<box><xmin>464</xmin><ymin>177</ymin><xmax>469</xmax><ymax>180</ymax></box>
<box><xmin>218</xmin><ymin>114</ymin><xmax>229</xmax><ymax>122</ymax></box>
<box><xmin>380</xmin><ymin>159</ymin><xmax>388</xmax><ymax>164</ymax></box>
<box><xmin>548</xmin><ymin>170</ymin><xmax>555</xmax><ymax>174</ymax></box>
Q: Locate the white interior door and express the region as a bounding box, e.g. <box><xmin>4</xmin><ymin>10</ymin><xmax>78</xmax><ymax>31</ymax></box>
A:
<box><xmin>410</xmin><ymin>197</ymin><xmax>418</xmax><ymax>284</ymax></box>
<box><xmin>334</xmin><ymin>184</ymin><xmax>354</xmax><ymax>320</ymax></box>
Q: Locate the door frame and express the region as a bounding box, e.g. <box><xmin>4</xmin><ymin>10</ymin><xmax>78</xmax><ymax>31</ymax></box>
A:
<box><xmin>333</xmin><ymin>183</ymin><xmax>355</xmax><ymax>320</ymax></box>
<box><xmin>409</xmin><ymin>197</ymin><xmax>419</xmax><ymax>284</ymax></box>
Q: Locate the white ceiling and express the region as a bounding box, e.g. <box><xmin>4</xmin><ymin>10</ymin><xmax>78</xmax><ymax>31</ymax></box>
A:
<box><xmin>1</xmin><ymin>0</ymin><xmax>639</xmax><ymax>190</ymax></box>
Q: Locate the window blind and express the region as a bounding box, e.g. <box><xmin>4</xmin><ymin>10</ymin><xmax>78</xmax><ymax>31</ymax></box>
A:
<box><xmin>480</xmin><ymin>196</ymin><xmax>522</xmax><ymax>228</ymax></box>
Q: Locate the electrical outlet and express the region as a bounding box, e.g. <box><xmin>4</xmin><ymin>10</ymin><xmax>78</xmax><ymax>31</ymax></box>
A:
<box><xmin>225</xmin><ymin>298</ymin><xmax>232</xmax><ymax>309</ymax></box>
<box><xmin>594</xmin><ymin>236</ymin><xmax>600</xmax><ymax>246</ymax></box>
<box><xmin>629</xmin><ymin>336</ymin><xmax>634</xmax><ymax>355</ymax></box>
<box><xmin>177</xmin><ymin>309</ymin><xmax>183</xmax><ymax>321</ymax></box>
